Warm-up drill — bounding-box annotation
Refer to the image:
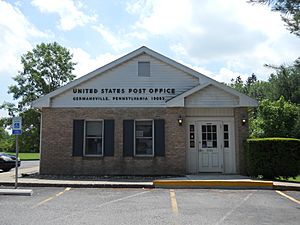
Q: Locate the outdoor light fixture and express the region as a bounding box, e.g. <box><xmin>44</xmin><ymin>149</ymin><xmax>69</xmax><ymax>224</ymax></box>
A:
<box><xmin>178</xmin><ymin>115</ymin><xmax>183</xmax><ymax>126</ymax></box>
<box><xmin>241</xmin><ymin>116</ymin><xmax>247</xmax><ymax>126</ymax></box>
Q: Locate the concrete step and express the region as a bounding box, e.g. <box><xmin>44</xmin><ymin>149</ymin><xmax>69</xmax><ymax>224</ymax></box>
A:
<box><xmin>0</xmin><ymin>188</ymin><xmax>33</xmax><ymax>196</ymax></box>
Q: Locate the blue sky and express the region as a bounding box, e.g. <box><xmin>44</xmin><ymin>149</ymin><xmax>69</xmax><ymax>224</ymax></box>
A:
<box><xmin>0</xmin><ymin>0</ymin><xmax>300</xmax><ymax>116</ymax></box>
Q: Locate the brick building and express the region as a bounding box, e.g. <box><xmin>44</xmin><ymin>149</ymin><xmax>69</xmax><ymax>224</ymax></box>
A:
<box><xmin>32</xmin><ymin>46</ymin><xmax>258</xmax><ymax>176</ymax></box>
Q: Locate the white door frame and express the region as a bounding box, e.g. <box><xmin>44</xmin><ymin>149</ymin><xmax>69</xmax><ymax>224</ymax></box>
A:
<box><xmin>186</xmin><ymin>117</ymin><xmax>236</xmax><ymax>174</ymax></box>
<box><xmin>197</xmin><ymin>120</ymin><xmax>223</xmax><ymax>172</ymax></box>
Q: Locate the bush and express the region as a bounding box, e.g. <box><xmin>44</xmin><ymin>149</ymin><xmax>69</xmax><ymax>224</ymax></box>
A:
<box><xmin>246</xmin><ymin>138</ymin><xmax>300</xmax><ymax>179</ymax></box>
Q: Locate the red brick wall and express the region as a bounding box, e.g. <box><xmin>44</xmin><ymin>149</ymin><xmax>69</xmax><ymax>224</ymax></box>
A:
<box><xmin>234</xmin><ymin>107</ymin><xmax>249</xmax><ymax>174</ymax></box>
<box><xmin>40</xmin><ymin>107</ymin><xmax>187</xmax><ymax>176</ymax></box>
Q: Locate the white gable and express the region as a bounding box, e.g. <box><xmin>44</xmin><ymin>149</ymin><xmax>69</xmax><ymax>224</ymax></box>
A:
<box><xmin>185</xmin><ymin>85</ymin><xmax>239</xmax><ymax>107</ymax></box>
<box><xmin>50</xmin><ymin>53</ymin><xmax>199</xmax><ymax>107</ymax></box>
<box><xmin>31</xmin><ymin>46</ymin><xmax>258</xmax><ymax>109</ymax></box>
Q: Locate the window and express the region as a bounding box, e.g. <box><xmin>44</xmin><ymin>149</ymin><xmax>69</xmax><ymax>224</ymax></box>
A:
<box><xmin>201</xmin><ymin>124</ymin><xmax>217</xmax><ymax>148</ymax></box>
<box><xmin>138</xmin><ymin>62</ymin><xmax>150</xmax><ymax>77</ymax></box>
<box><xmin>224</xmin><ymin>124</ymin><xmax>229</xmax><ymax>148</ymax></box>
<box><xmin>84</xmin><ymin>121</ymin><xmax>103</xmax><ymax>156</ymax></box>
<box><xmin>135</xmin><ymin>120</ymin><xmax>153</xmax><ymax>156</ymax></box>
<box><xmin>189</xmin><ymin>124</ymin><xmax>195</xmax><ymax>148</ymax></box>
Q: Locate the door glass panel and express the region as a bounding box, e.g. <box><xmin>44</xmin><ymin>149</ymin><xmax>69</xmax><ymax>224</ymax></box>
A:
<box><xmin>212</xmin><ymin>126</ymin><xmax>216</xmax><ymax>132</ymax></box>
<box><xmin>224</xmin><ymin>133</ymin><xmax>228</xmax><ymax>139</ymax></box>
<box><xmin>207</xmin><ymin>133</ymin><xmax>212</xmax><ymax>140</ymax></box>
<box><xmin>213</xmin><ymin>141</ymin><xmax>217</xmax><ymax>148</ymax></box>
<box><xmin>189</xmin><ymin>124</ymin><xmax>195</xmax><ymax>148</ymax></box>
<box><xmin>213</xmin><ymin>133</ymin><xmax>217</xmax><ymax>139</ymax></box>
<box><xmin>202</xmin><ymin>124</ymin><xmax>217</xmax><ymax>148</ymax></box>
<box><xmin>224</xmin><ymin>125</ymin><xmax>228</xmax><ymax>132</ymax></box>
<box><xmin>224</xmin><ymin>124</ymin><xmax>229</xmax><ymax>148</ymax></box>
<box><xmin>207</xmin><ymin>125</ymin><xmax>211</xmax><ymax>132</ymax></box>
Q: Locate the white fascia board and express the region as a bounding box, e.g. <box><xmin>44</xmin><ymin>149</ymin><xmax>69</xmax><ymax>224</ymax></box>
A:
<box><xmin>31</xmin><ymin>97</ymin><xmax>50</xmax><ymax>108</ymax></box>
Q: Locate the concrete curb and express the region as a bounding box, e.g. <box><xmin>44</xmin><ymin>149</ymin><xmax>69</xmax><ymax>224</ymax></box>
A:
<box><xmin>0</xmin><ymin>188</ymin><xmax>33</xmax><ymax>196</ymax></box>
<box><xmin>153</xmin><ymin>180</ymin><xmax>274</xmax><ymax>189</ymax></box>
<box><xmin>273</xmin><ymin>184</ymin><xmax>300</xmax><ymax>191</ymax></box>
<box><xmin>0</xmin><ymin>180</ymin><xmax>299</xmax><ymax>190</ymax></box>
<box><xmin>0</xmin><ymin>182</ymin><xmax>154</xmax><ymax>189</ymax></box>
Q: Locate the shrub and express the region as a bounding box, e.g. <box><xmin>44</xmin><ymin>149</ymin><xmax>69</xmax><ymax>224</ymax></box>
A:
<box><xmin>246</xmin><ymin>138</ymin><xmax>300</xmax><ymax>179</ymax></box>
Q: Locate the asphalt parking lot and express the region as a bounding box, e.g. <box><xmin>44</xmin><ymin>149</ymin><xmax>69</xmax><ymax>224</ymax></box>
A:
<box><xmin>0</xmin><ymin>188</ymin><xmax>299</xmax><ymax>225</ymax></box>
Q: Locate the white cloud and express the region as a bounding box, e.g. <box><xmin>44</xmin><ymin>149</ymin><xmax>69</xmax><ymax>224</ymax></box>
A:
<box><xmin>31</xmin><ymin>0</ymin><xmax>97</xmax><ymax>31</ymax></box>
<box><xmin>0</xmin><ymin>0</ymin><xmax>48</xmax><ymax>75</ymax></box>
<box><xmin>71</xmin><ymin>48</ymin><xmax>121</xmax><ymax>77</ymax></box>
<box><xmin>0</xmin><ymin>0</ymin><xmax>50</xmax><ymax>117</ymax></box>
<box><xmin>92</xmin><ymin>24</ymin><xmax>131</xmax><ymax>51</ymax></box>
<box><xmin>127</xmin><ymin>0</ymin><xmax>197</xmax><ymax>36</ymax></box>
<box><xmin>175</xmin><ymin>59</ymin><xmax>248</xmax><ymax>84</ymax></box>
<box><xmin>212</xmin><ymin>68</ymin><xmax>249</xmax><ymax>84</ymax></box>
<box><xmin>127</xmin><ymin>0</ymin><xmax>300</xmax><ymax>80</ymax></box>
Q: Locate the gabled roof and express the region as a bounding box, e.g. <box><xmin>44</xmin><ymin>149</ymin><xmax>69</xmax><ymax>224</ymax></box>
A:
<box><xmin>166</xmin><ymin>82</ymin><xmax>258</xmax><ymax>107</ymax></box>
<box><xmin>31</xmin><ymin>46</ymin><xmax>258</xmax><ymax>108</ymax></box>
<box><xmin>31</xmin><ymin>46</ymin><xmax>204</xmax><ymax>107</ymax></box>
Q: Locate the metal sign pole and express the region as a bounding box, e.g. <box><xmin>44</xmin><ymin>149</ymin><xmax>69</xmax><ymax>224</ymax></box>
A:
<box><xmin>15</xmin><ymin>135</ymin><xmax>19</xmax><ymax>189</ymax></box>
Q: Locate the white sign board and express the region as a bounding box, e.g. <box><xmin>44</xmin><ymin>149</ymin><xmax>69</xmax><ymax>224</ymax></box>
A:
<box><xmin>12</xmin><ymin>117</ymin><xmax>22</xmax><ymax>135</ymax></box>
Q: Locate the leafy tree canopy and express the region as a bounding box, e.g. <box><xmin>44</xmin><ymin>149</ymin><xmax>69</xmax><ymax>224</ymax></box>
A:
<box><xmin>8</xmin><ymin>42</ymin><xmax>76</xmax><ymax>109</ymax></box>
<box><xmin>229</xmin><ymin>64</ymin><xmax>300</xmax><ymax>138</ymax></box>
<box><xmin>268</xmin><ymin>65</ymin><xmax>300</xmax><ymax>104</ymax></box>
<box><xmin>0</xmin><ymin>42</ymin><xmax>76</xmax><ymax>152</ymax></box>
<box><xmin>251</xmin><ymin>96</ymin><xmax>300</xmax><ymax>138</ymax></box>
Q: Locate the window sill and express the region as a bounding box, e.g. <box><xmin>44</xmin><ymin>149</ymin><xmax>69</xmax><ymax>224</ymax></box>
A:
<box><xmin>82</xmin><ymin>155</ymin><xmax>104</xmax><ymax>159</ymax></box>
<box><xmin>133</xmin><ymin>155</ymin><xmax>155</xmax><ymax>159</ymax></box>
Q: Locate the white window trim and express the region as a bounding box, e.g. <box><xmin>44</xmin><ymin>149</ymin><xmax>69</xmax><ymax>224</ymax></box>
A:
<box><xmin>83</xmin><ymin>119</ymin><xmax>104</xmax><ymax>157</ymax></box>
<box><xmin>134</xmin><ymin>119</ymin><xmax>154</xmax><ymax>157</ymax></box>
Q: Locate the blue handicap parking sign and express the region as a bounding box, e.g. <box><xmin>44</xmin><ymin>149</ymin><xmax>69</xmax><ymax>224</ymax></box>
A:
<box><xmin>12</xmin><ymin>130</ymin><xmax>22</xmax><ymax>135</ymax></box>
<box><xmin>12</xmin><ymin>117</ymin><xmax>22</xmax><ymax>135</ymax></box>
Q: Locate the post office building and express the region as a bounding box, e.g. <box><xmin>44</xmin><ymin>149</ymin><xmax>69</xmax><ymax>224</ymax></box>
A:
<box><xmin>32</xmin><ymin>46</ymin><xmax>258</xmax><ymax>176</ymax></box>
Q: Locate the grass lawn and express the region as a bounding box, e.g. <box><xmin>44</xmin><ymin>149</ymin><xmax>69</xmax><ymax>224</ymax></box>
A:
<box><xmin>2</xmin><ymin>152</ymin><xmax>40</xmax><ymax>161</ymax></box>
<box><xmin>277</xmin><ymin>175</ymin><xmax>300</xmax><ymax>183</ymax></box>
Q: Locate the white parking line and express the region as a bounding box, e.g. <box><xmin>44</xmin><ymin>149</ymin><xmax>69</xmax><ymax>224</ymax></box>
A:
<box><xmin>215</xmin><ymin>192</ymin><xmax>253</xmax><ymax>225</ymax></box>
<box><xmin>276</xmin><ymin>190</ymin><xmax>300</xmax><ymax>205</ymax></box>
<box><xmin>32</xmin><ymin>187</ymin><xmax>71</xmax><ymax>208</ymax></box>
<box><xmin>96</xmin><ymin>190</ymin><xmax>150</xmax><ymax>208</ymax></box>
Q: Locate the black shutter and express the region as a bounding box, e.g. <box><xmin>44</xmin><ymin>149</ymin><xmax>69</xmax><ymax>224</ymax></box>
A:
<box><xmin>104</xmin><ymin>120</ymin><xmax>114</xmax><ymax>156</ymax></box>
<box><xmin>123</xmin><ymin>120</ymin><xmax>134</xmax><ymax>157</ymax></box>
<box><xmin>154</xmin><ymin>119</ymin><xmax>165</xmax><ymax>156</ymax></box>
<box><xmin>73</xmin><ymin>120</ymin><xmax>84</xmax><ymax>156</ymax></box>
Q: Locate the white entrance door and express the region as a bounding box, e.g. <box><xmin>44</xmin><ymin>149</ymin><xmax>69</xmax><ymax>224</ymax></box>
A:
<box><xmin>198</xmin><ymin>121</ymin><xmax>222</xmax><ymax>172</ymax></box>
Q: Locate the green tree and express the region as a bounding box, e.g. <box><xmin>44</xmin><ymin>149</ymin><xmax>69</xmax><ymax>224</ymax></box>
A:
<box><xmin>0</xmin><ymin>42</ymin><xmax>76</xmax><ymax>152</ymax></box>
<box><xmin>251</xmin><ymin>96</ymin><xmax>300</xmax><ymax>138</ymax></box>
<box><xmin>0</xmin><ymin>127</ymin><xmax>14</xmax><ymax>152</ymax></box>
<box><xmin>249</xmin><ymin>0</ymin><xmax>300</xmax><ymax>36</ymax></box>
<box><xmin>267</xmin><ymin>65</ymin><xmax>300</xmax><ymax>104</ymax></box>
<box><xmin>229</xmin><ymin>74</ymin><xmax>271</xmax><ymax>101</ymax></box>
